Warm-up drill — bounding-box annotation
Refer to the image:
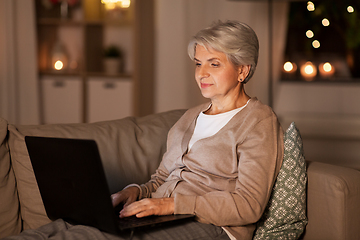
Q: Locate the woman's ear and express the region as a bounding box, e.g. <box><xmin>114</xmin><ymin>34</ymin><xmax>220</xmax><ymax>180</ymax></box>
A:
<box><xmin>238</xmin><ymin>65</ymin><xmax>251</xmax><ymax>83</ymax></box>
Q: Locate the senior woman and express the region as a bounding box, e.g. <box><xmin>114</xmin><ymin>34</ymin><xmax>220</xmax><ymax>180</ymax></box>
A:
<box><xmin>111</xmin><ymin>20</ymin><xmax>284</xmax><ymax>240</ymax></box>
<box><xmin>4</xmin><ymin>20</ymin><xmax>283</xmax><ymax>240</ymax></box>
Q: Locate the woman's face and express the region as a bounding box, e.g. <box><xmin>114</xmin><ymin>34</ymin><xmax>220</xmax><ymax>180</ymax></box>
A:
<box><xmin>194</xmin><ymin>45</ymin><xmax>243</xmax><ymax>102</ymax></box>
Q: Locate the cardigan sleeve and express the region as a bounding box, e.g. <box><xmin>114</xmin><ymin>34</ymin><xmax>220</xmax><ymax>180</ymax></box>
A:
<box><xmin>174</xmin><ymin>113</ymin><xmax>284</xmax><ymax>227</ymax></box>
<box><xmin>136</xmin><ymin>105</ymin><xmax>201</xmax><ymax>199</ymax></box>
<box><xmin>137</xmin><ymin>161</ymin><xmax>170</xmax><ymax>199</ymax></box>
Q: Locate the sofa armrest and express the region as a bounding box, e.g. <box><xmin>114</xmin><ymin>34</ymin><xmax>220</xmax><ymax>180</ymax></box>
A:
<box><xmin>302</xmin><ymin>161</ymin><xmax>360</xmax><ymax>240</ymax></box>
<box><xmin>0</xmin><ymin>118</ymin><xmax>21</xmax><ymax>238</ymax></box>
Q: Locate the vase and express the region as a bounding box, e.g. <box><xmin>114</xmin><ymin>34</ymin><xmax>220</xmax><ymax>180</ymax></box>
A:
<box><xmin>60</xmin><ymin>0</ymin><xmax>69</xmax><ymax>19</ymax></box>
<box><xmin>104</xmin><ymin>58</ymin><xmax>121</xmax><ymax>75</ymax></box>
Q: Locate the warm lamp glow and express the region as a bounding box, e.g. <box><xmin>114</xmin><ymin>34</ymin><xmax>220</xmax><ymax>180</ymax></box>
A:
<box><xmin>54</xmin><ymin>60</ymin><xmax>64</xmax><ymax>70</ymax></box>
<box><xmin>120</xmin><ymin>0</ymin><xmax>130</xmax><ymax>8</ymax></box>
<box><xmin>300</xmin><ymin>61</ymin><xmax>317</xmax><ymax>80</ymax></box>
<box><xmin>104</xmin><ymin>2</ymin><xmax>116</xmax><ymax>10</ymax></box>
<box><xmin>101</xmin><ymin>0</ymin><xmax>131</xmax><ymax>9</ymax></box>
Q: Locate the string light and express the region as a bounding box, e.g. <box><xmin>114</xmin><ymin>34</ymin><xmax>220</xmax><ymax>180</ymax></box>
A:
<box><xmin>347</xmin><ymin>6</ymin><xmax>354</xmax><ymax>13</ymax></box>
<box><xmin>322</xmin><ymin>18</ymin><xmax>330</xmax><ymax>27</ymax></box>
<box><xmin>307</xmin><ymin>1</ymin><xmax>315</xmax><ymax>11</ymax></box>
<box><xmin>312</xmin><ymin>40</ymin><xmax>320</xmax><ymax>48</ymax></box>
<box><xmin>306</xmin><ymin>30</ymin><xmax>314</xmax><ymax>38</ymax></box>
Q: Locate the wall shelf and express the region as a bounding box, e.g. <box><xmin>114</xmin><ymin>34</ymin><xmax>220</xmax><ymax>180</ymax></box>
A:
<box><xmin>35</xmin><ymin>0</ymin><xmax>154</xmax><ymax>124</ymax></box>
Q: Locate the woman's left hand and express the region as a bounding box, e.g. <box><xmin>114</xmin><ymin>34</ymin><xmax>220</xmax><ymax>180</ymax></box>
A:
<box><xmin>119</xmin><ymin>197</ymin><xmax>174</xmax><ymax>218</ymax></box>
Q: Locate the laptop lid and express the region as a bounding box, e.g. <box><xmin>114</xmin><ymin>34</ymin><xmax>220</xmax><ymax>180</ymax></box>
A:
<box><xmin>25</xmin><ymin>136</ymin><xmax>122</xmax><ymax>234</ymax></box>
<box><xmin>25</xmin><ymin>136</ymin><xmax>194</xmax><ymax>235</ymax></box>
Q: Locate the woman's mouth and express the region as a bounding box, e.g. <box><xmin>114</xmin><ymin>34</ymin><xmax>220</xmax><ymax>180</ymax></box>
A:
<box><xmin>201</xmin><ymin>83</ymin><xmax>212</xmax><ymax>88</ymax></box>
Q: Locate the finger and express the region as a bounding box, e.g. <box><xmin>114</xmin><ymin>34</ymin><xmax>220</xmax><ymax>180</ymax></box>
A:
<box><xmin>135</xmin><ymin>209</ymin><xmax>155</xmax><ymax>218</ymax></box>
<box><xmin>111</xmin><ymin>193</ymin><xmax>121</xmax><ymax>207</ymax></box>
<box><xmin>120</xmin><ymin>201</ymin><xmax>142</xmax><ymax>216</ymax></box>
<box><xmin>123</xmin><ymin>194</ymin><xmax>137</xmax><ymax>207</ymax></box>
<box><xmin>120</xmin><ymin>200</ymin><xmax>150</xmax><ymax>218</ymax></box>
<box><xmin>111</xmin><ymin>192</ymin><xmax>129</xmax><ymax>207</ymax></box>
<box><xmin>119</xmin><ymin>198</ymin><xmax>175</xmax><ymax>218</ymax></box>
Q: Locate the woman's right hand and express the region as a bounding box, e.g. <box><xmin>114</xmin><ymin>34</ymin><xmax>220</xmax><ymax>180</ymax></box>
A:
<box><xmin>111</xmin><ymin>186</ymin><xmax>140</xmax><ymax>208</ymax></box>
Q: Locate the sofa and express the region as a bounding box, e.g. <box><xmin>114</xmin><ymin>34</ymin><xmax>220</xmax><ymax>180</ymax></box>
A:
<box><xmin>1</xmin><ymin>109</ymin><xmax>360</xmax><ymax>240</ymax></box>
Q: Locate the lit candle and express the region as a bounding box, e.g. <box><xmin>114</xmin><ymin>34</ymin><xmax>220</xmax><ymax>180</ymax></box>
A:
<box><xmin>283</xmin><ymin>62</ymin><xmax>294</xmax><ymax>72</ymax></box>
<box><xmin>319</xmin><ymin>62</ymin><xmax>335</xmax><ymax>78</ymax></box>
<box><xmin>54</xmin><ymin>60</ymin><xmax>64</xmax><ymax>71</ymax></box>
<box><xmin>300</xmin><ymin>61</ymin><xmax>317</xmax><ymax>81</ymax></box>
<box><xmin>51</xmin><ymin>41</ymin><xmax>68</xmax><ymax>71</ymax></box>
<box><xmin>282</xmin><ymin>61</ymin><xmax>297</xmax><ymax>79</ymax></box>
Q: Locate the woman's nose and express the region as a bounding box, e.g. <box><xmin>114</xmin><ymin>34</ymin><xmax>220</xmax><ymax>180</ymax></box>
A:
<box><xmin>197</xmin><ymin>66</ymin><xmax>210</xmax><ymax>79</ymax></box>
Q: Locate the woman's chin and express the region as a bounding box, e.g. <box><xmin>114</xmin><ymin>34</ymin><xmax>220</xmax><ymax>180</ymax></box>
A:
<box><xmin>199</xmin><ymin>89</ymin><xmax>213</xmax><ymax>99</ymax></box>
<box><xmin>200</xmin><ymin>93</ymin><xmax>213</xmax><ymax>100</ymax></box>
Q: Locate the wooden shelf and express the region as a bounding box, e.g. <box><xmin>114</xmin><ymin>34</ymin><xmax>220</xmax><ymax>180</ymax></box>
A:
<box><xmin>39</xmin><ymin>70</ymin><xmax>132</xmax><ymax>79</ymax></box>
<box><xmin>39</xmin><ymin>70</ymin><xmax>82</xmax><ymax>77</ymax></box>
<box><xmin>37</xmin><ymin>18</ymin><xmax>84</xmax><ymax>26</ymax></box>
<box><xmin>35</xmin><ymin>0</ymin><xmax>155</xmax><ymax>124</ymax></box>
<box><xmin>37</xmin><ymin>18</ymin><xmax>132</xmax><ymax>27</ymax></box>
<box><xmin>85</xmin><ymin>72</ymin><xmax>132</xmax><ymax>78</ymax></box>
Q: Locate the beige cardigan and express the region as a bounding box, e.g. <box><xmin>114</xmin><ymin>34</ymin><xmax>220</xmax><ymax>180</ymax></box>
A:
<box><xmin>138</xmin><ymin>98</ymin><xmax>284</xmax><ymax>239</ymax></box>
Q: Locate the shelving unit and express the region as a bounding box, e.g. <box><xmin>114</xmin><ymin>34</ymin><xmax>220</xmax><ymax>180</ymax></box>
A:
<box><xmin>35</xmin><ymin>0</ymin><xmax>154</xmax><ymax>124</ymax></box>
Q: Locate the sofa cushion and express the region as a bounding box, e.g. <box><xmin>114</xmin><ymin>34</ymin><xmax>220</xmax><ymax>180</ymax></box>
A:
<box><xmin>304</xmin><ymin>161</ymin><xmax>360</xmax><ymax>240</ymax></box>
<box><xmin>253</xmin><ymin>122</ymin><xmax>308</xmax><ymax>239</ymax></box>
<box><xmin>7</xmin><ymin>110</ymin><xmax>186</xmax><ymax>230</ymax></box>
<box><xmin>0</xmin><ymin>118</ymin><xmax>21</xmax><ymax>238</ymax></box>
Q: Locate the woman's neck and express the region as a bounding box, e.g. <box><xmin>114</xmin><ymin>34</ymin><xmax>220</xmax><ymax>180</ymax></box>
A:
<box><xmin>205</xmin><ymin>91</ymin><xmax>250</xmax><ymax>115</ymax></box>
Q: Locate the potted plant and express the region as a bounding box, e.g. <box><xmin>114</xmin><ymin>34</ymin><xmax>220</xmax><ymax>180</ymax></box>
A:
<box><xmin>103</xmin><ymin>45</ymin><xmax>123</xmax><ymax>75</ymax></box>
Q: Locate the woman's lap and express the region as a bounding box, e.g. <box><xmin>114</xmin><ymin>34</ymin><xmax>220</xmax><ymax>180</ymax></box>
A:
<box><xmin>3</xmin><ymin>219</ymin><xmax>230</xmax><ymax>240</ymax></box>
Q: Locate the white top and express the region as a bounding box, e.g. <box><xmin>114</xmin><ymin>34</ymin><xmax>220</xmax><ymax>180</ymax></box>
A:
<box><xmin>188</xmin><ymin>100</ymin><xmax>250</xmax><ymax>240</ymax></box>
<box><xmin>188</xmin><ymin>100</ymin><xmax>249</xmax><ymax>149</ymax></box>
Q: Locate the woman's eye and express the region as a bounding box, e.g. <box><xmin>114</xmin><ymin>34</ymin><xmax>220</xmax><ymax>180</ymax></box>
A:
<box><xmin>211</xmin><ymin>63</ymin><xmax>220</xmax><ymax>67</ymax></box>
<box><xmin>195</xmin><ymin>62</ymin><xmax>201</xmax><ymax>67</ymax></box>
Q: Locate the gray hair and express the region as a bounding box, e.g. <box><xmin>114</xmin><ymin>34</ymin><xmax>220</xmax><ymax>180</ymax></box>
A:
<box><xmin>188</xmin><ymin>20</ymin><xmax>259</xmax><ymax>83</ymax></box>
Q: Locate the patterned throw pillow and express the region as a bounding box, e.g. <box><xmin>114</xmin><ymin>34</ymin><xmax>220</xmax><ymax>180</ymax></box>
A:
<box><xmin>253</xmin><ymin>122</ymin><xmax>308</xmax><ymax>240</ymax></box>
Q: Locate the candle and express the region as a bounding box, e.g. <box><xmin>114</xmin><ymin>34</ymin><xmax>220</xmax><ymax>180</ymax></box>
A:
<box><xmin>300</xmin><ymin>61</ymin><xmax>317</xmax><ymax>81</ymax></box>
<box><xmin>319</xmin><ymin>62</ymin><xmax>335</xmax><ymax>78</ymax></box>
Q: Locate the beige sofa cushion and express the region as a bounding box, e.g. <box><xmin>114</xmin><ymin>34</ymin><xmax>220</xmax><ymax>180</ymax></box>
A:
<box><xmin>303</xmin><ymin>161</ymin><xmax>360</xmax><ymax>240</ymax></box>
<box><xmin>0</xmin><ymin>118</ymin><xmax>21</xmax><ymax>238</ymax></box>
<box><xmin>7</xmin><ymin>110</ymin><xmax>185</xmax><ymax>230</ymax></box>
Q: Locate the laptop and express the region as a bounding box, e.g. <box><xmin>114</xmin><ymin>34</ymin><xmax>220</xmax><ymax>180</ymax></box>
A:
<box><xmin>24</xmin><ymin>136</ymin><xmax>194</xmax><ymax>235</ymax></box>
